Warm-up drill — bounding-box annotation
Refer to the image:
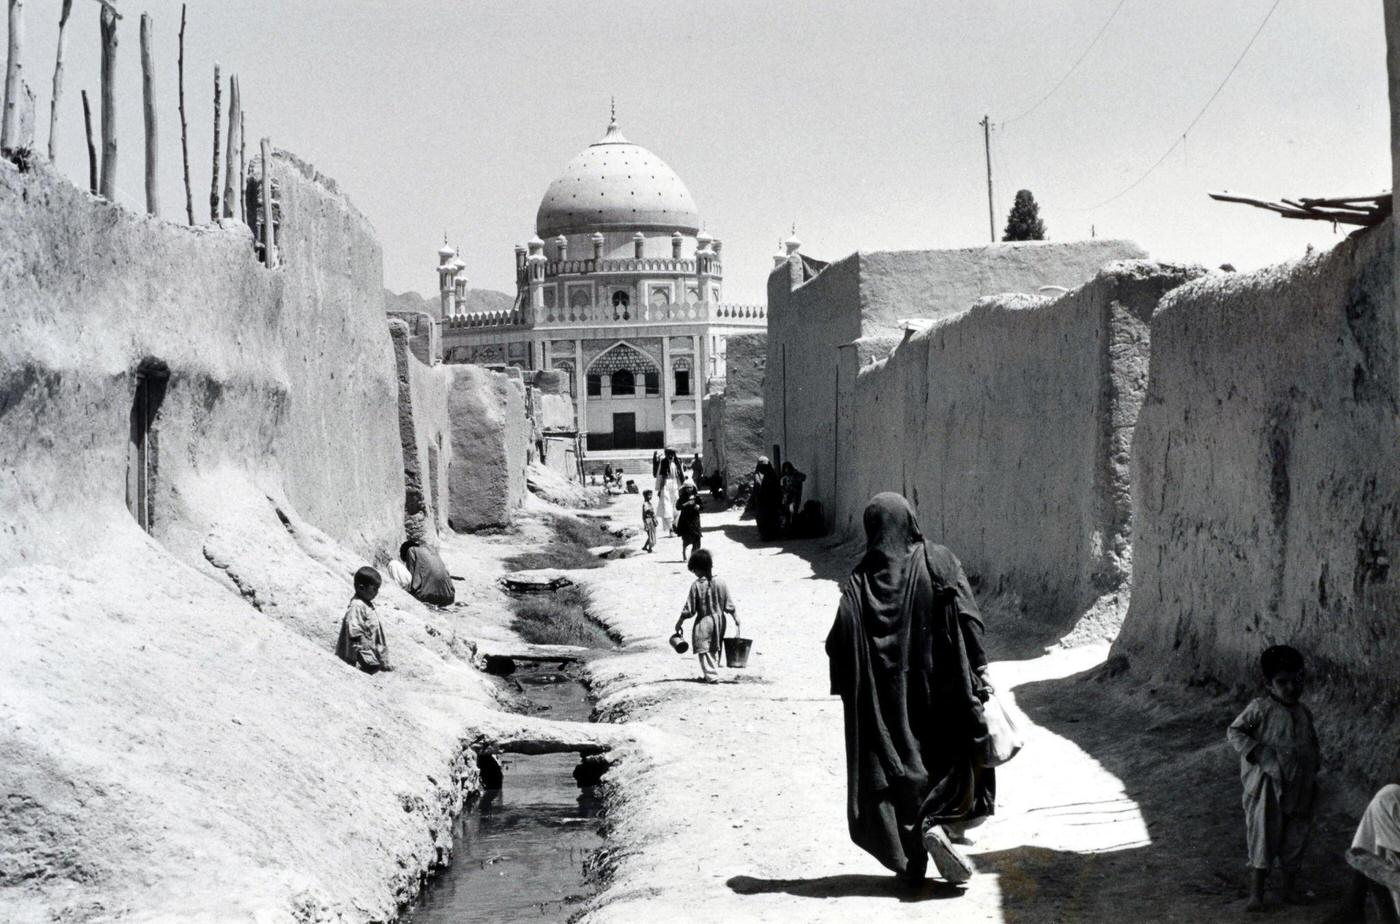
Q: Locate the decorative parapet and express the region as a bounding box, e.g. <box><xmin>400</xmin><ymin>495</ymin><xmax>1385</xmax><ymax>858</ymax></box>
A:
<box><xmin>545</xmin><ymin>257</ymin><xmax>721</xmax><ymax>277</ymax></box>
<box><xmin>442</xmin><ymin>308</ymin><xmax>528</xmax><ymax>330</ymax></box>
<box><xmin>713</xmin><ymin>303</ymin><xmax>766</xmax><ymax>323</ymax></box>
<box><xmin>440</xmin><ymin>301</ymin><xmax>764</xmax><ymax>334</ymax></box>
<box><xmin>536</xmin><ymin>298</ymin><xmax>708</xmax><ymax>326</ymax></box>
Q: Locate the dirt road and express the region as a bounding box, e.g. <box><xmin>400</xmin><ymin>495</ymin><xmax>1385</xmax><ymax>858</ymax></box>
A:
<box><xmin>574</xmin><ymin>497</ymin><xmax>1353</xmax><ymax>923</ymax></box>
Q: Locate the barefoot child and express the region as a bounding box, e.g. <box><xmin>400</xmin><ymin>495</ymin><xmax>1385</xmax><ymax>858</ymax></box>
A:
<box><xmin>1227</xmin><ymin>644</ymin><xmax>1319</xmax><ymax>911</ymax></box>
<box><xmin>674</xmin><ymin>550</ymin><xmax>738</xmax><ymax>684</ymax></box>
<box><xmin>335</xmin><ymin>566</ymin><xmax>391</xmax><ymax>674</ymax></box>
<box><xmin>642</xmin><ymin>490</ymin><xmax>658</xmax><ymax>553</ymax></box>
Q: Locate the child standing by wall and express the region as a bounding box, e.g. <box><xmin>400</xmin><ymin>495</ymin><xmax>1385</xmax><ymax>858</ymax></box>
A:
<box><xmin>1227</xmin><ymin>644</ymin><xmax>1320</xmax><ymax>911</ymax></box>
<box><xmin>674</xmin><ymin>550</ymin><xmax>738</xmax><ymax>684</ymax></box>
<box><xmin>336</xmin><ymin>566</ymin><xmax>391</xmax><ymax>674</ymax></box>
<box><xmin>642</xmin><ymin>489</ymin><xmax>658</xmax><ymax>553</ymax></box>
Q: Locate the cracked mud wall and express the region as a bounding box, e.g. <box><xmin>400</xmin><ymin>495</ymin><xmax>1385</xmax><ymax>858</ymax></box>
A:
<box><xmin>707</xmin><ymin>332</ymin><xmax>767</xmax><ymax>482</ymax></box>
<box><xmin>765</xmin><ymin>240</ymin><xmax>1147</xmax><ymax>530</ymax></box>
<box><xmin>838</xmin><ymin>262</ymin><xmax>1204</xmax><ymax>636</ymax></box>
<box><xmin>0</xmin><ymin>156</ymin><xmax>497</xmax><ymax>920</ymax></box>
<box><xmin>1114</xmin><ymin>224</ymin><xmax>1400</xmax><ymax>781</ymax></box>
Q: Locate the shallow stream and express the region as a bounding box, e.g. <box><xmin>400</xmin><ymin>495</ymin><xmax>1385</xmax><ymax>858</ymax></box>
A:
<box><xmin>406</xmin><ymin>666</ymin><xmax>603</xmax><ymax>923</ymax></box>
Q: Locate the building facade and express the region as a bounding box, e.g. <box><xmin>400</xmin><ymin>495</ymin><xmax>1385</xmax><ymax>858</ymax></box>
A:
<box><xmin>437</xmin><ymin>115</ymin><xmax>765</xmax><ymax>463</ymax></box>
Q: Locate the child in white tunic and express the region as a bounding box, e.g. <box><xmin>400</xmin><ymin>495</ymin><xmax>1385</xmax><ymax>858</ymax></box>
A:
<box><xmin>1226</xmin><ymin>644</ymin><xmax>1319</xmax><ymax>911</ymax></box>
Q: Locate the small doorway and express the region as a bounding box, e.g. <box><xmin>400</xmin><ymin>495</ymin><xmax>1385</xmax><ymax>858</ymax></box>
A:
<box><xmin>612</xmin><ymin>412</ymin><xmax>637</xmax><ymax>450</ymax></box>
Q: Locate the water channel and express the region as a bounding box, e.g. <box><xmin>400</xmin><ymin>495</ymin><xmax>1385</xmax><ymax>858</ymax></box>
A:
<box><xmin>405</xmin><ymin>665</ymin><xmax>604</xmax><ymax>923</ymax></box>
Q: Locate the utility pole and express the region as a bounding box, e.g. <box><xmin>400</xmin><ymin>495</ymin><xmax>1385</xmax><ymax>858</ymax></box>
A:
<box><xmin>980</xmin><ymin>115</ymin><xmax>995</xmax><ymax>243</ymax></box>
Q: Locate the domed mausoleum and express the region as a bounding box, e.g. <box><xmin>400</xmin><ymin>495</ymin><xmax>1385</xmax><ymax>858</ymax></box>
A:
<box><xmin>437</xmin><ymin>112</ymin><xmax>766</xmax><ymax>463</ymax></box>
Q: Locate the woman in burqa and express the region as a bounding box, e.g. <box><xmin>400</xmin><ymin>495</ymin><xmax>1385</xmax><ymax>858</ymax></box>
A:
<box><xmin>752</xmin><ymin>457</ymin><xmax>783</xmax><ymax>541</ymax></box>
<box><xmin>825</xmin><ymin>492</ymin><xmax>995</xmax><ymax>885</ymax></box>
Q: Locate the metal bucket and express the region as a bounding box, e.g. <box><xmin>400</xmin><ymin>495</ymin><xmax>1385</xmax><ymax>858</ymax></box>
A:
<box><xmin>722</xmin><ymin>637</ymin><xmax>752</xmax><ymax>668</ymax></box>
<box><xmin>669</xmin><ymin>632</ymin><xmax>689</xmax><ymax>654</ymax></box>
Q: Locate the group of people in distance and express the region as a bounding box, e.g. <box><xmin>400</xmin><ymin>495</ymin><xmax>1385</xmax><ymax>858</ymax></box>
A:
<box><xmin>749</xmin><ymin>455</ymin><xmax>807</xmax><ymax>540</ymax></box>
<box><xmin>641</xmin><ymin>448</ymin><xmax>703</xmax><ymax>559</ymax></box>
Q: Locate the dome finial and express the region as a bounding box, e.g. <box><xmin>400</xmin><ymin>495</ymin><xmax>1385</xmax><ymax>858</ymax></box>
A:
<box><xmin>610</xmin><ymin>96</ymin><xmax>616</xmax><ymax>125</ymax></box>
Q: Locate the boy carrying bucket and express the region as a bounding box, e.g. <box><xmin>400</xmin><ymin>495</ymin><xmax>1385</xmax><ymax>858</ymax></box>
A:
<box><xmin>674</xmin><ymin>550</ymin><xmax>739</xmax><ymax>684</ymax></box>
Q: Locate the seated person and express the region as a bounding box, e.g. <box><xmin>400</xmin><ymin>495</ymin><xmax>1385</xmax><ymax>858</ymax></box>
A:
<box><xmin>1323</xmin><ymin>785</ymin><xmax>1400</xmax><ymax>923</ymax></box>
<box><xmin>396</xmin><ymin>540</ymin><xmax>456</xmax><ymax>606</ymax></box>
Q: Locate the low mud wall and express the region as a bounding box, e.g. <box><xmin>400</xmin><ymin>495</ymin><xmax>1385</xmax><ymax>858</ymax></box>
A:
<box><xmin>1114</xmin><ymin>224</ymin><xmax>1400</xmax><ymax>780</ymax></box>
<box><xmin>707</xmin><ymin>332</ymin><xmax>767</xmax><ymax>484</ymax></box>
<box><xmin>447</xmin><ymin>364</ymin><xmax>529</xmax><ymax>529</ymax></box>
<box><xmin>0</xmin><ymin>156</ymin><xmax>498</xmax><ymax>919</ymax></box>
<box><xmin>839</xmin><ymin>261</ymin><xmax>1205</xmax><ymax>636</ymax></box>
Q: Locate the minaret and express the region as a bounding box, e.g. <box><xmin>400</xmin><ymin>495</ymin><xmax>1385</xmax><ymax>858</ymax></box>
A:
<box><xmin>437</xmin><ymin>239</ymin><xmax>456</xmax><ymax>320</ymax></box>
<box><xmin>526</xmin><ymin>236</ymin><xmax>546</xmax><ymax>325</ymax></box>
<box><xmin>452</xmin><ymin>249</ymin><xmax>468</xmax><ymax>317</ymax></box>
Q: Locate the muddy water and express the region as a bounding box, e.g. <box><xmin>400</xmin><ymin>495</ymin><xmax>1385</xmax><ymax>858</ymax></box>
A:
<box><xmin>406</xmin><ymin>667</ymin><xmax>603</xmax><ymax>923</ymax></box>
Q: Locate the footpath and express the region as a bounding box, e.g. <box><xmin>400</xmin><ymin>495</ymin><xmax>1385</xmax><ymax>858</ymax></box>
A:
<box><xmin>573</xmin><ymin>497</ymin><xmax>1350</xmax><ymax>923</ymax></box>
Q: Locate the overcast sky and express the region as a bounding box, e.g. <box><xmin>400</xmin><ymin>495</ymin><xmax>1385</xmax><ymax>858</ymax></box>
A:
<box><xmin>10</xmin><ymin>1</ymin><xmax>1388</xmax><ymax>303</ymax></box>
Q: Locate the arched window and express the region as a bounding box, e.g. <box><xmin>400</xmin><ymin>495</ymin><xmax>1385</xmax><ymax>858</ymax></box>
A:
<box><xmin>612</xmin><ymin>290</ymin><xmax>630</xmax><ymax>308</ymax></box>
<box><xmin>673</xmin><ymin>357</ymin><xmax>692</xmax><ymax>397</ymax></box>
<box><xmin>611</xmin><ymin>369</ymin><xmax>635</xmax><ymax>396</ymax></box>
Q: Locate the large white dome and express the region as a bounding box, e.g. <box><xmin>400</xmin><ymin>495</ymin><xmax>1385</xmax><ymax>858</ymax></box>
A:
<box><xmin>536</xmin><ymin>119</ymin><xmax>701</xmax><ymax>239</ymax></box>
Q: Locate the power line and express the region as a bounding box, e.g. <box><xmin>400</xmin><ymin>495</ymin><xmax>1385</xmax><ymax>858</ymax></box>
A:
<box><xmin>1003</xmin><ymin>0</ymin><xmax>1130</xmax><ymax>127</ymax></box>
<box><xmin>1065</xmin><ymin>0</ymin><xmax>1285</xmax><ymax>212</ymax></box>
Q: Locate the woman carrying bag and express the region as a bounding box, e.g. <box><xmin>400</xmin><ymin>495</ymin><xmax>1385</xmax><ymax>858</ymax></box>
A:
<box><xmin>825</xmin><ymin>492</ymin><xmax>1012</xmax><ymax>887</ymax></box>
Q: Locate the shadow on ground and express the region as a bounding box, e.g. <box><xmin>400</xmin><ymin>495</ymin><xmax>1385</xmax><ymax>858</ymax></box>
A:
<box><xmin>995</xmin><ymin>663</ymin><xmax>1358</xmax><ymax>922</ymax></box>
<box><xmin>726</xmin><ymin>874</ymin><xmax>964</xmax><ymax>903</ymax></box>
<box><xmin>707</xmin><ymin>518</ymin><xmax>854</xmax><ymax>585</ymax></box>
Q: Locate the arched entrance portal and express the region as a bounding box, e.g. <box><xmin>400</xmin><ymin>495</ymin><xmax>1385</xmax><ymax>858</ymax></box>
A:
<box><xmin>585</xmin><ymin>343</ymin><xmax>662</xmax><ymax>451</ymax></box>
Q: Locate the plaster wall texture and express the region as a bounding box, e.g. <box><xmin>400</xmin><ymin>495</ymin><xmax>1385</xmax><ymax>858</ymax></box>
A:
<box><xmin>765</xmin><ymin>240</ymin><xmax>1147</xmax><ymax>526</ymax></box>
<box><xmin>391</xmin><ymin>320</ymin><xmax>453</xmax><ymax>544</ymax></box>
<box><xmin>716</xmin><ymin>332</ymin><xmax>768</xmax><ymax>482</ymax></box>
<box><xmin>1113</xmin><ymin>225</ymin><xmax>1400</xmax><ymax>780</ymax></box>
<box><xmin>838</xmin><ymin>262</ymin><xmax>1205</xmax><ymax>635</ymax></box>
<box><xmin>446</xmin><ymin>364</ymin><xmax>529</xmax><ymax>529</ymax></box>
<box><xmin>0</xmin><ymin>157</ymin><xmax>499</xmax><ymax>918</ymax></box>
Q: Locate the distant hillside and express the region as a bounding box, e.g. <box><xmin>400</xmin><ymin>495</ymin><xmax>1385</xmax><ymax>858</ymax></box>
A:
<box><xmin>384</xmin><ymin>288</ymin><xmax>515</xmax><ymax>318</ymax></box>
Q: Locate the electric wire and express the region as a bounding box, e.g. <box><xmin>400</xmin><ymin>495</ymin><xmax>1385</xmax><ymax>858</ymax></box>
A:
<box><xmin>1002</xmin><ymin>0</ymin><xmax>1130</xmax><ymax>127</ymax></box>
<box><xmin>1064</xmin><ymin>0</ymin><xmax>1285</xmax><ymax>211</ymax></box>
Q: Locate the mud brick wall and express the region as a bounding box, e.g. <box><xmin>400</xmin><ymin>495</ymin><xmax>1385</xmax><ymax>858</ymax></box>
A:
<box><xmin>446</xmin><ymin>364</ymin><xmax>529</xmax><ymax>530</ymax></box>
<box><xmin>1114</xmin><ymin>224</ymin><xmax>1400</xmax><ymax>780</ymax></box>
<box><xmin>841</xmin><ymin>262</ymin><xmax>1204</xmax><ymax>634</ymax></box>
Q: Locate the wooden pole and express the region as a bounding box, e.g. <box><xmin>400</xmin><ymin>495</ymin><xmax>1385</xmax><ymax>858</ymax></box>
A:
<box><xmin>260</xmin><ymin>136</ymin><xmax>276</xmax><ymax>267</ymax></box>
<box><xmin>177</xmin><ymin>3</ymin><xmax>192</xmax><ymax>223</ymax></box>
<box><xmin>208</xmin><ymin>64</ymin><xmax>220</xmax><ymax>221</ymax></box>
<box><xmin>221</xmin><ymin>74</ymin><xmax>239</xmax><ymax>219</ymax></box>
<box><xmin>2</xmin><ymin>0</ymin><xmax>24</xmax><ymax>151</ymax></box>
<box><xmin>981</xmin><ymin>114</ymin><xmax>995</xmax><ymax>243</ymax></box>
<box><xmin>98</xmin><ymin>0</ymin><xmax>117</xmax><ymax>199</ymax></box>
<box><xmin>139</xmin><ymin>13</ymin><xmax>156</xmax><ymax>215</ymax></box>
<box><xmin>80</xmin><ymin>86</ymin><xmax>94</xmax><ymax>191</ymax></box>
<box><xmin>47</xmin><ymin>0</ymin><xmax>72</xmax><ymax>161</ymax></box>
<box><xmin>238</xmin><ymin>109</ymin><xmax>245</xmax><ymax>224</ymax></box>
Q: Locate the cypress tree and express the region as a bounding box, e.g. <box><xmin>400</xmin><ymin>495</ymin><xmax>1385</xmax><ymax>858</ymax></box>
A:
<box><xmin>1002</xmin><ymin>189</ymin><xmax>1047</xmax><ymax>241</ymax></box>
